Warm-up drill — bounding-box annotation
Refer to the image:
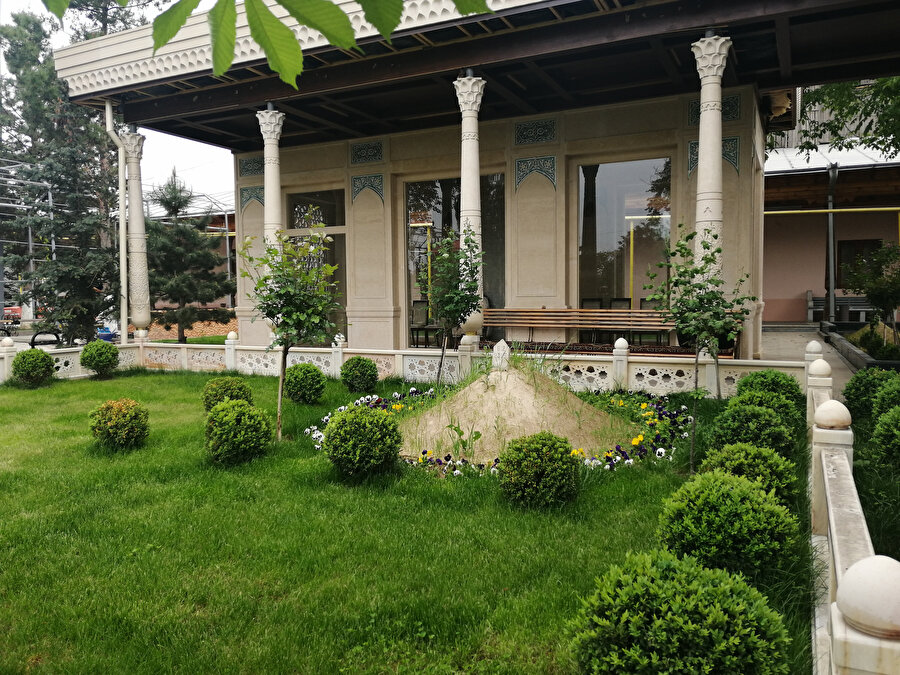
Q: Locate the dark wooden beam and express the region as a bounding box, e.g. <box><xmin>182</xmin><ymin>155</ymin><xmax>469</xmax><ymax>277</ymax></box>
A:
<box><xmin>774</xmin><ymin>17</ymin><xmax>792</xmax><ymax>79</ymax></box>
<box><xmin>481</xmin><ymin>75</ymin><xmax>538</xmax><ymax>115</ymax></box>
<box><xmin>523</xmin><ymin>60</ymin><xmax>576</xmax><ymax>104</ymax></box>
<box><xmin>278</xmin><ymin>101</ymin><xmax>365</xmax><ymax>138</ymax></box>
<box><xmin>120</xmin><ymin>0</ymin><xmax>877</xmax><ymax>124</ymax></box>
<box><xmin>649</xmin><ymin>38</ymin><xmax>684</xmax><ymax>87</ymax></box>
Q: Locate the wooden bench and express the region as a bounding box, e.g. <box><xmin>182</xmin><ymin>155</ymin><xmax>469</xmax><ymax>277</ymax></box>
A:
<box><xmin>482</xmin><ymin>308</ymin><xmax>675</xmax><ymax>344</ymax></box>
<box><xmin>807</xmin><ymin>291</ymin><xmax>875</xmax><ymax>322</ymax></box>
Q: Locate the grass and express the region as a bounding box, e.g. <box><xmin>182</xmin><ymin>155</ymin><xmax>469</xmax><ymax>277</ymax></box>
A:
<box><xmin>0</xmin><ymin>371</ymin><xmax>684</xmax><ymax>673</ymax></box>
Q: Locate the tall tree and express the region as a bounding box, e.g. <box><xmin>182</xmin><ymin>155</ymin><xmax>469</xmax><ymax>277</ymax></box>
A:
<box><xmin>0</xmin><ymin>13</ymin><xmax>118</xmax><ymax>344</ymax></box>
<box><xmin>146</xmin><ymin>171</ymin><xmax>235</xmax><ymax>343</ymax></box>
<box><xmin>797</xmin><ymin>78</ymin><xmax>900</xmax><ymax>154</ymax></box>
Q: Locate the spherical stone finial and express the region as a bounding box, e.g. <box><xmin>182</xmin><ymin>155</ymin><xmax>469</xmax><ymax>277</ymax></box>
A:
<box><xmin>614</xmin><ymin>338</ymin><xmax>629</xmax><ymax>350</ymax></box>
<box><xmin>814</xmin><ymin>399</ymin><xmax>852</xmax><ymax>429</ymax></box>
<box><xmin>806</xmin><ymin>340</ymin><xmax>823</xmax><ymax>354</ymax></box>
<box><xmin>226</xmin><ymin>331</ymin><xmax>238</xmax><ymax>341</ymax></box>
<box><xmin>809</xmin><ymin>358</ymin><xmax>832</xmax><ymax>378</ymax></box>
<box><xmin>1</xmin><ymin>337</ymin><xmax>14</xmax><ymax>347</ymax></box>
<box><xmin>836</xmin><ymin>555</ymin><xmax>900</xmax><ymax>639</ymax></box>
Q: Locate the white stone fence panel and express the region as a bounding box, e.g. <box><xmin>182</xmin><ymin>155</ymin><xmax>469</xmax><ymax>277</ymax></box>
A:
<box><xmin>805</xmin><ymin>342</ymin><xmax>900</xmax><ymax>675</ymax></box>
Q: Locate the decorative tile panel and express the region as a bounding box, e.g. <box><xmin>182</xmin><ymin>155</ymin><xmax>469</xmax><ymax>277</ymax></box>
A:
<box><xmin>350</xmin><ymin>141</ymin><xmax>384</xmax><ymax>165</ymax></box>
<box><xmin>348</xmin><ymin>353</ymin><xmax>396</xmax><ymax>379</ymax></box>
<box><xmin>118</xmin><ymin>348</ymin><xmax>138</xmax><ymax>368</ymax></box>
<box><xmin>187</xmin><ymin>348</ymin><xmax>226</xmax><ymax>371</ymax></box>
<box><xmin>547</xmin><ymin>361</ymin><xmax>613</xmax><ymax>392</ymax></box>
<box><xmin>238</xmin><ymin>156</ymin><xmax>264</xmax><ymax>176</ymax></box>
<box><xmin>237</xmin><ymin>349</ymin><xmax>278</xmax><ymax>376</ymax></box>
<box><xmin>515</xmin><ymin>155</ymin><xmax>556</xmax><ymax>189</ymax></box>
<box><xmin>628</xmin><ymin>365</ymin><xmax>692</xmax><ymax>393</ymax></box>
<box><xmin>404</xmin><ymin>354</ymin><xmax>458</xmax><ymax>383</ymax></box>
<box><xmin>287</xmin><ymin>351</ymin><xmax>332</xmax><ymax>372</ymax></box>
<box><xmin>351</xmin><ymin>174</ymin><xmax>384</xmax><ymax>202</ymax></box>
<box><xmin>688</xmin><ymin>93</ymin><xmax>741</xmax><ymax>126</ymax></box>
<box><xmin>515</xmin><ymin>119</ymin><xmax>556</xmax><ymax>145</ymax></box>
<box><xmin>144</xmin><ymin>347</ymin><xmax>181</xmax><ymax>369</ymax></box>
<box><xmin>688</xmin><ymin>137</ymin><xmax>740</xmax><ymax>174</ymax></box>
<box><xmin>240</xmin><ymin>186</ymin><xmax>264</xmax><ymax>209</ymax></box>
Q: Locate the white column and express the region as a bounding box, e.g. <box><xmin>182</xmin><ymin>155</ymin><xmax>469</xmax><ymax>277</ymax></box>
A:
<box><xmin>691</xmin><ymin>34</ymin><xmax>731</xmax><ymax>267</ymax></box>
<box><xmin>256</xmin><ymin>108</ymin><xmax>286</xmax><ymax>246</ymax></box>
<box><xmin>454</xmin><ymin>73</ymin><xmax>486</xmax><ymax>340</ymax></box>
<box><xmin>121</xmin><ymin>131</ymin><xmax>151</xmax><ymax>332</ymax></box>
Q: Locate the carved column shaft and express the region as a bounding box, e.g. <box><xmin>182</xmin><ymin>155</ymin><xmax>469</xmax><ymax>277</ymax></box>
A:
<box><xmin>691</xmin><ymin>35</ymin><xmax>731</xmax><ymax>268</ymax></box>
<box><xmin>121</xmin><ymin>132</ymin><xmax>151</xmax><ymax>331</ymax></box>
<box><xmin>454</xmin><ymin>75</ymin><xmax>486</xmax><ymax>337</ymax></box>
<box><xmin>257</xmin><ymin>109</ymin><xmax>286</xmax><ymax>246</ymax></box>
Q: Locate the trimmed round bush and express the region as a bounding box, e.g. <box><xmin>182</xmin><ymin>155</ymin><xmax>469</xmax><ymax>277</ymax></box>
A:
<box><xmin>700</xmin><ymin>442</ymin><xmax>798</xmax><ymax>505</ymax></box>
<box><xmin>284</xmin><ymin>362</ymin><xmax>326</xmax><ymax>404</ymax></box>
<box><xmin>205</xmin><ymin>399</ymin><xmax>272</xmax><ymax>465</ymax></box>
<box><xmin>11</xmin><ymin>348</ymin><xmax>55</xmax><ymax>387</ymax></box>
<box><xmin>322</xmin><ymin>406</ymin><xmax>401</xmax><ymax>476</ymax></box>
<box><xmin>80</xmin><ymin>339</ymin><xmax>119</xmax><ymax>377</ymax></box>
<box><xmin>871</xmin><ymin>405</ymin><xmax>900</xmax><ymax>465</ymax></box>
<box><xmin>872</xmin><ymin>377</ymin><xmax>900</xmax><ymax>420</ymax></box>
<box><xmin>498</xmin><ymin>431</ymin><xmax>580</xmax><ymax>508</ymax></box>
<box><xmin>657</xmin><ymin>470</ymin><xmax>799</xmax><ymax>579</ymax></box>
<box><xmin>201</xmin><ymin>376</ymin><xmax>253</xmax><ymax>412</ymax></box>
<box><xmin>89</xmin><ymin>398</ymin><xmax>150</xmax><ymax>449</ymax></box>
<box><xmin>711</xmin><ymin>405</ymin><xmax>795</xmax><ymax>457</ymax></box>
<box><xmin>568</xmin><ymin>550</ymin><xmax>791</xmax><ymax>674</ymax></box>
<box><xmin>843</xmin><ymin>367</ymin><xmax>899</xmax><ymax>423</ymax></box>
<box><xmin>736</xmin><ymin>369</ymin><xmax>804</xmax><ymax>409</ymax></box>
<box><xmin>727</xmin><ymin>389</ymin><xmax>804</xmax><ymax>432</ymax></box>
<box><xmin>340</xmin><ymin>355</ymin><xmax>378</xmax><ymax>393</ymax></box>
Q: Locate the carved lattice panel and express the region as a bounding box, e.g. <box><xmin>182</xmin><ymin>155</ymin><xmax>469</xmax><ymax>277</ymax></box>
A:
<box><xmin>548</xmin><ymin>361</ymin><xmax>614</xmax><ymax>392</ymax></box>
<box><xmin>629</xmin><ymin>365</ymin><xmax>692</xmax><ymax>394</ymax></box>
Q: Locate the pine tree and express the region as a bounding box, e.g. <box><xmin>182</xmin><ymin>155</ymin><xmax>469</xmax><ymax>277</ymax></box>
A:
<box><xmin>146</xmin><ymin>171</ymin><xmax>234</xmax><ymax>343</ymax></box>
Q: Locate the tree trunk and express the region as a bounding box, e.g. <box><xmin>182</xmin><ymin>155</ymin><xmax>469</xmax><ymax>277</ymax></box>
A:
<box><xmin>276</xmin><ymin>343</ymin><xmax>289</xmax><ymax>442</ymax></box>
<box><xmin>436</xmin><ymin>331</ymin><xmax>448</xmax><ymax>386</ymax></box>
<box><xmin>178</xmin><ymin>321</ymin><xmax>186</xmax><ymax>344</ymax></box>
<box><xmin>712</xmin><ymin>347</ymin><xmax>722</xmax><ymax>399</ymax></box>
<box><xmin>690</xmin><ymin>349</ymin><xmax>700</xmax><ymax>473</ymax></box>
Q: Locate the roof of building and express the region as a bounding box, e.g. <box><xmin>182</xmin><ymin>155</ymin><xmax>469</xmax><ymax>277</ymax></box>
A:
<box><xmin>766</xmin><ymin>144</ymin><xmax>900</xmax><ymax>175</ymax></box>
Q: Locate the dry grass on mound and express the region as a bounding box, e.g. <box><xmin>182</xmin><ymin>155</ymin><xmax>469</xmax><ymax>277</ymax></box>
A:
<box><xmin>398</xmin><ymin>366</ymin><xmax>637</xmax><ymax>464</ymax></box>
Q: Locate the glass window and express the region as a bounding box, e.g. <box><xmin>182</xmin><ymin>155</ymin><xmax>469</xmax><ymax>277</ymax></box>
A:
<box><xmin>406</xmin><ymin>174</ymin><xmax>505</xmax><ymax>346</ymax></box>
<box><xmin>578</xmin><ymin>158</ymin><xmax>670</xmax><ymax>310</ymax></box>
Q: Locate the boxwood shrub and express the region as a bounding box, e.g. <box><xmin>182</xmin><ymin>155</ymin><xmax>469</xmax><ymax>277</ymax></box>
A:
<box><xmin>872</xmin><ymin>378</ymin><xmax>900</xmax><ymax>420</ymax></box>
<box><xmin>80</xmin><ymin>340</ymin><xmax>120</xmax><ymax>378</ymax></box>
<box><xmin>736</xmin><ymin>369</ymin><xmax>804</xmax><ymax>409</ymax></box>
<box><xmin>699</xmin><ymin>442</ymin><xmax>798</xmax><ymax>505</ymax></box>
<box><xmin>871</xmin><ymin>405</ymin><xmax>900</xmax><ymax>466</ymax></box>
<box><xmin>657</xmin><ymin>470</ymin><xmax>799</xmax><ymax>580</ymax></box>
<box><xmin>201</xmin><ymin>376</ymin><xmax>253</xmax><ymax>412</ymax></box>
<box><xmin>284</xmin><ymin>362</ymin><xmax>326</xmax><ymax>404</ymax></box>
<box><xmin>205</xmin><ymin>399</ymin><xmax>272</xmax><ymax>465</ymax></box>
<box><xmin>710</xmin><ymin>405</ymin><xmax>795</xmax><ymax>457</ymax></box>
<box><xmin>568</xmin><ymin>549</ymin><xmax>791</xmax><ymax>674</ymax></box>
<box><xmin>11</xmin><ymin>348</ymin><xmax>55</xmax><ymax>388</ymax></box>
<box><xmin>322</xmin><ymin>406</ymin><xmax>401</xmax><ymax>476</ymax></box>
<box><xmin>727</xmin><ymin>390</ymin><xmax>804</xmax><ymax>433</ymax></box>
<box><xmin>89</xmin><ymin>398</ymin><xmax>150</xmax><ymax>449</ymax></box>
<box><xmin>340</xmin><ymin>355</ymin><xmax>378</xmax><ymax>393</ymax></box>
<box><xmin>499</xmin><ymin>431</ymin><xmax>580</xmax><ymax>508</ymax></box>
<box><xmin>843</xmin><ymin>367</ymin><xmax>898</xmax><ymax>423</ymax></box>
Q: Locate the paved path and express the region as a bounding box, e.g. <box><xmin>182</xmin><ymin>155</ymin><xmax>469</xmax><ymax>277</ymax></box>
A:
<box><xmin>760</xmin><ymin>326</ymin><xmax>853</xmax><ymax>400</ymax></box>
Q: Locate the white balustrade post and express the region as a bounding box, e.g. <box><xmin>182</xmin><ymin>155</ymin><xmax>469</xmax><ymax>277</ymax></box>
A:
<box><xmin>0</xmin><ymin>337</ymin><xmax>16</xmax><ymax>383</ymax></box>
<box><xmin>454</xmin><ymin>71</ymin><xmax>486</xmax><ymax>347</ymax></box>
<box><xmin>808</xmin><ymin>358</ymin><xmax>834</xmax><ymax>428</ymax></box>
<box><xmin>698</xmin><ymin>347</ymin><xmax>718</xmax><ymax>394</ymax></box>
<box><xmin>225</xmin><ymin>331</ymin><xmax>238</xmax><ymax>371</ymax></box>
<box><xmin>805</xmin><ymin>339</ymin><xmax>823</xmax><ymax>384</ymax></box>
<box><xmin>256</xmin><ymin>107</ymin><xmax>286</xmax><ymax>247</ymax></box>
<box><xmin>331</xmin><ymin>333</ymin><xmax>346</xmax><ymax>379</ymax></box>
<box><xmin>121</xmin><ymin>131</ymin><xmax>151</xmax><ymax>332</ymax></box>
<box><xmin>691</xmin><ymin>34</ymin><xmax>731</xmax><ymax>268</ymax></box>
<box><xmin>612</xmin><ymin>338</ymin><xmax>629</xmax><ymax>389</ymax></box>
<box><xmin>811</xmin><ymin>400</ymin><xmax>853</xmax><ymax>538</ymax></box>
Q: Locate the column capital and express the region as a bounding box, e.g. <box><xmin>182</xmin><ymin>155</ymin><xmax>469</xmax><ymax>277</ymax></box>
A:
<box><xmin>454</xmin><ymin>76</ymin><xmax>486</xmax><ymax>114</ymax></box>
<box><xmin>256</xmin><ymin>109</ymin><xmax>285</xmax><ymax>141</ymax></box>
<box><xmin>121</xmin><ymin>132</ymin><xmax>145</xmax><ymax>162</ymax></box>
<box><xmin>691</xmin><ymin>35</ymin><xmax>731</xmax><ymax>81</ymax></box>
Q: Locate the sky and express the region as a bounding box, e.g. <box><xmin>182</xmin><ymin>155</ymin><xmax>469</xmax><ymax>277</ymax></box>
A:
<box><xmin>0</xmin><ymin>0</ymin><xmax>235</xmax><ymax>212</ymax></box>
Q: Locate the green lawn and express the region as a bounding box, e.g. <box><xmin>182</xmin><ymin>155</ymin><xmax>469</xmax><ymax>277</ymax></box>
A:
<box><xmin>155</xmin><ymin>335</ymin><xmax>227</xmax><ymax>345</ymax></box>
<box><xmin>0</xmin><ymin>371</ymin><xmax>686</xmax><ymax>673</ymax></box>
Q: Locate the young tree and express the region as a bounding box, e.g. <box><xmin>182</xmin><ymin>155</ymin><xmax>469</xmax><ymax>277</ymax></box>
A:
<box><xmin>797</xmin><ymin>78</ymin><xmax>900</xmax><ymax>155</ymax></box>
<box><xmin>428</xmin><ymin>227</ymin><xmax>483</xmax><ymax>384</ymax></box>
<box><xmin>146</xmin><ymin>171</ymin><xmax>234</xmax><ymax>343</ymax></box>
<box><xmin>0</xmin><ymin>13</ymin><xmax>118</xmax><ymax>345</ymax></box>
<box><xmin>843</xmin><ymin>242</ymin><xmax>900</xmax><ymax>343</ymax></box>
<box><xmin>645</xmin><ymin>226</ymin><xmax>755</xmax><ymax>471</ymax></box>
<box><xmin>240</xmin><ymin>218</ymin><xmax>340</xmax><ymax>441</ymax></box>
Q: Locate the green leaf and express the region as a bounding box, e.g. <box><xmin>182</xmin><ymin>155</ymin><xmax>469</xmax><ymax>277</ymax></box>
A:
<box><xmin>42</xmin><ymin>0</ymin><xmax>69</xmax><ymax>19</ymax></box>
<box><xmin>356</xmin><ymin>0</ymin><xmax>403</xmax><ymax>40</ymax></box>
<box><xmin>246</xmin><ymin>0</ymin><xmax>304</xmax><ymax>87</ymax></box>
<box><xmin>451</xmin><ymin>0</ymin><xmax>491</xmax><ymax>14</ymax></box>
<box><xmin>208</xmin><ymin>0</ymin><xmax>238</xmax><ymax>75</ymax></box>
<box><xmin>153</xmin><ymin>0</ymin><xmax>203</xmax><ymax>52</ymax></box>
<box><xmin>277</xmin><ymin>0</ymin><xmax>356</xmax><ymax>50</ymax></box>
